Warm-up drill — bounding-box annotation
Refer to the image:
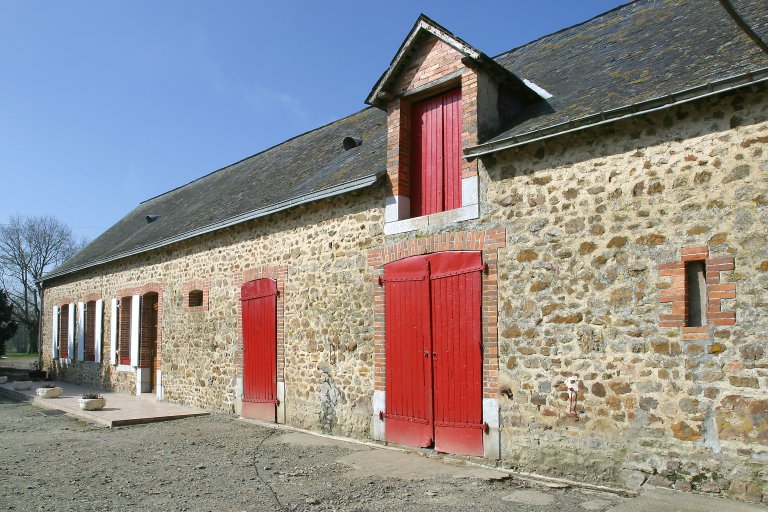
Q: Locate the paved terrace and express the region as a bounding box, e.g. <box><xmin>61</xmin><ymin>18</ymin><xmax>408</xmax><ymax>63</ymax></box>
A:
<box><xmin>0</xmin><ymin>380</ymin><xmax>208</xmax><ymax>427</ymax></box>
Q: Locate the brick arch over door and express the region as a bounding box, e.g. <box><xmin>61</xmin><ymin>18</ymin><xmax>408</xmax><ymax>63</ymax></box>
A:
<box><xmin>368</xmin><ymin>229</ymin><xmax>505</xmax><ymax>456</ymax></box>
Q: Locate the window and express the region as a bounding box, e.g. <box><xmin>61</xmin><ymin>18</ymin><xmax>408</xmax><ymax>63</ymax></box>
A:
<box><xmin>183</xmin><ymin>280</ymin><xmax>209</xmax><ymax>311</ymax></box>
<box><xmin>658</xmin><ymin>246</ymin><xmax>736</xmax><ymax>333</ymax></box>
<box><xmin>188</xmin><ymin>290</ymin><xmax>204</xmax><ymax>307</ymax></box>
<box><xmin>58</xmin><ymin>304</ymin><xmax>69</xmax><ymax>359</ymax></box>
<box><xmin>684</xmin><ymin>261</ymin><xmax>707</xmax><ymax>327</ymax></box>
<box><xmin>118</xmin><ymin>296</ymin><xmax>132</xmax><ymax>365</ymax></box>
<box><xmin>411</xmin><ymin>88</ymin><xmax>462</xmax><ymax>217</ymax></box>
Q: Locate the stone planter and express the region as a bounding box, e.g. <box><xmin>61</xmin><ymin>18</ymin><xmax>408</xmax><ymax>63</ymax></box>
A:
<box><xmin>13</xmin><ymin>380</ymin><xmax>33</xmax><ymax>390</ymax></box>
<box><xmin>0</xmin><ymin>376</ymin><xmax>7</xmax><ymax>384</ymax></box>
<box><xmin>79</xmin><ymin>398</ymin><xmax>106</xmax><ymax>411</ymax></box>
<box><xmin>36</xmin><ymin>387</ymin><xmax>62</xmax><ymax>398</ymax></box>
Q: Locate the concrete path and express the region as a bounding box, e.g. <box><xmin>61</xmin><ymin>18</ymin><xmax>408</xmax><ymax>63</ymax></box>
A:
<box><xmin>248</xmin><ymin>420</ymin><xmax>767</xmax><ymax>511</ymax></box>
<box><xmin>606</xmin><ymin>488</ymin><xmax>765</xmax><ymax>511</ymax></box>
<box><xmin>0</xmin><ymin>380</ymin><xmax>208</xmax><ymax>427</ymax></box>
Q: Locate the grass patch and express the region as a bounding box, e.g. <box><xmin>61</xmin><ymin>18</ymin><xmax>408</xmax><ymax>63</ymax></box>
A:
<box><xmin>2</xmin><ymin>352</ymin><xmax>38</xmax><ymax>359</ymax></box>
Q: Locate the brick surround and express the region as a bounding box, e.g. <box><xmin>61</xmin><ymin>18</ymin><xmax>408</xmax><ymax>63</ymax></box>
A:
<box><xmin>368</xmin><ymin>229</ymin><xmax>505</xmax><ymax>398</ymax></box>
<box><xmin>115</xmin><ymin>282</ymin><xmax>164</xmax><ymax>367</ymax></box>
<box><xmin>385</xmin><ymin>36</ymin><xmax>479</xmax><ymax>210</ymax></box>
<box><xmin>233</xmin><ymin>266</ymin><xmax>287</xmax><ymax>385</ymax></box>
<box><xmin>659</xmin><ymin>246</ymin><xmax>736</xmax><ymax>340</ymax></box>
<box><xmin>182</xmin><ymin>278</ymin><xmax>210</xmax><ymax>312</ymax></box>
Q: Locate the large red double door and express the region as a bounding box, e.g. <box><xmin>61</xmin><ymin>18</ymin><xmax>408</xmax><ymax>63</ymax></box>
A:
<box><xmin>241</xmin><ymin>279</ymin><xmax>278</xmax><ymax>421</ymax></box>
<box><xmin>383</xmin><ymin>251</ymin><xmax>484</xmax><ymax>456</ymax></box>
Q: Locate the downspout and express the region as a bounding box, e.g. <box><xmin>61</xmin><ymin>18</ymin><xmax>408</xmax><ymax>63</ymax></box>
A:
<box><xmin>36</xmin><ymin>281</ymin><xmax>44</xmax><ymax>372</ymax></box>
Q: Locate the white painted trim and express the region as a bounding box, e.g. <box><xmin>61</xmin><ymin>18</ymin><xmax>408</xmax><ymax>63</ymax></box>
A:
<box><xmin>58</xmin><ymin>358</ymin><xmax>71</xmax><ymax>365</ymax></box>
<box><xmin>384</xmin><ymin>195</ymin><xmax>410</xmax><ymax>223</ymax></box>
<box><xmin>384</xmin><ymin>203</ymin><xmax>479</xmax><ymax>235</ymax></box>
<box><xmin>522</xmin><ymin>79</ymin><xmax>553</xmax><ymax>99</ymax></box>
<box><xmin>461</xmin><ymin>176</ymin><xmax>478</xmax><ymax>207</ymax></box>
<box><xmin>137</xmin><ymin>367</ymin><xmax>150</xmax><ymax>395</ymax></box>
<box><xmin>109</xmin><ymin>298</ymin><xmax>118</xmax><ymax>365</ymax></box>
<box><xmin>276</xmin><ymin>381</ymin><xmax>286</xmax><ymax>424</ymax></box>
<box><xmin>67</xmin><ymin>303</ymin><xmax>75</xmax><ymax>361</ymax></box>
<box><xmin>234</xmin><ymin>377</ymin><xmax>244</xmax><ymax>415</ymax></box>
<box><xmin>116</xmin><ymin>364</ymin><xmax>135</xmax><ymax>373</ymax></box>
<box><xmin>372</xmin><ymin>390</ymin><xmax>386</xmax><ymax>441</ymax></box>
<box><xmin>76</xmin><ymin>302</ymin><xmax>85</xmax><ymax>361</ymax></box>
<box><xmin>51</xmin><ymin>306</ymin><xmax>59</xmax><ymax>359</ymax></box>
<box><xmin>483</xmin><ymin>397</ymin><xmax>501</xmax><ymax>460</ymax></box>
<box><xmin>156</xmin><ymin>370</ymin><xmax>163</xmax><ymax>400</ymax></box>
<box><xmin>129</xmin><ymin>294</ymin><xmax>140</xmax><ymax>367</ymax></box>
<box><xmin>94</xmin><ymin>299</ymin><xmax>103</xmax><ymax>364</ymax></box>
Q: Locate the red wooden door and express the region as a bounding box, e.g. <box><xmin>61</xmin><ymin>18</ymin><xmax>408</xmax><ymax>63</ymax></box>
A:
<box><xmin>241</xmin><ymin>279</ymin><xmax>278</xmax><ymax>421</ymax></box>
<box><xmin>429</xmin><ymin>251</ymin><xmax>484</xmax><ymax>456</ymax></box>
<box><xmin>383</xmin><ymin>255</ymin><xmax>433</xmax><ymax>448</ymax></box>
<box><xmin>384</xmin><ymin>251</ymin><xmax>484</xmax><ymax>456</ymax></box>
<box><xmin>411</xmin><ymin>89</ymin><xmax>462</xmax><ymax>217</ymax></box>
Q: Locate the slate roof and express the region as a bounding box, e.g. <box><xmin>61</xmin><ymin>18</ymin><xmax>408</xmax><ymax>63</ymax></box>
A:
<box><xmin>472</xmin><ymin>0</ymin><xmax>768</xmax><ymax>153</ymax></box>
<box><xmin>44</xmin><ymin>0</ymin><xmax>768</xmax><ymax>281</ymax></box>
<box><xmin>45</xmin><ymin>108</ymin><xmax>386</xmax><ymax>280</ymax></box>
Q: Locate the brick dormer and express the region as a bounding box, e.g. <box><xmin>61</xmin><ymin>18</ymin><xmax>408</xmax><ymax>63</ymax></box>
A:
<box><xmin>366</xmin><ymin>15</ymin><xmax>540</xmax><ymax>235</ymax></box>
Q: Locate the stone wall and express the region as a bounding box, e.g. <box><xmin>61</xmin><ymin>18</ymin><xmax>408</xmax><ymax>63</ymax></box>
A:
<box><xmin>482</xmin><ymin>83</ymin><xmax>768</xmax><ymax>502</ymax></box>
<box><xmin>42</xmin><ymin>186</ymin><xmax>385</xmax><ymax>438</ymax></box>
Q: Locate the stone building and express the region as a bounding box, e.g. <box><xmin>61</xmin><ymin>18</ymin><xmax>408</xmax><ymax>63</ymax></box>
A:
<box><xmin>40</xmin><ymin>0</ymin><xmax>768</xmax><ymax>502</ymax></box>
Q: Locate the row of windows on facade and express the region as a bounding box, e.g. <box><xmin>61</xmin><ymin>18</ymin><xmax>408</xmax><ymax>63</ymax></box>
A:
<box><xmin>52</xmin><ymin>290</ymin><xmax>202</xmax><ymax>364</ymax></box>
<box><xmin>51</xmin><ymin>257</ymin><xmax>712</xmax><ymax>362</ymax></box>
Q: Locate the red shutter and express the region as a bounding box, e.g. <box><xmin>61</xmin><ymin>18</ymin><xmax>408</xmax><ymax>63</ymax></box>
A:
<box><xmin>383</xmin><ymin>255</ymin><xmax>433</xmax><ymax>448</ymax></box>
<box><xmin>411</xmin><ymin>89</ymin><xmax>462</xmax><ymax>216</ymax></box>
<box><xmin>119</xmin><ymin>297</ymin><xmax>131</xmax><ymax>365</ymax></box>
<box><xmin>241</xmin><ymin>279</ymin><xmax>278</xmax><ymax>421</ymax></box>
<box><xmin>442</xmin><ymin>89</ymin><xmax>462</xmax><ymax>212</ymax></box>
<box><xmin>428</xmin><ymin>251</ymin><xmax>484</xmax><ymax>456</ymax></box>
<box><xmin>85</xmin><ymin>301</ymin><xmax>96</xmax><ymax>362</ymax></box>
<box><xmin>59</xmin><ymin>304</ymin><xmax>69</xmax><ymax>359</ymax></box>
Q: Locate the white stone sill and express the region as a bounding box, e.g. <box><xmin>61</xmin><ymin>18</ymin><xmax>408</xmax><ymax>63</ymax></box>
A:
<box><xmin>116</xmin><ymin>364</ymin><xmax>136</xmax><ymax>373</ymax></box>
<box><xmin>384</xmin><ymin>203</ymin><xmax>479</xmax><ymax>235</ymax></box>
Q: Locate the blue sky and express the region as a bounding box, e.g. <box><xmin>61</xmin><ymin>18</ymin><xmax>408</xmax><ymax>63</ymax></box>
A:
<box><xmin>0</xmin><ymin>1</ymin><xmax>625</xmax><ymax>240</ymax></box>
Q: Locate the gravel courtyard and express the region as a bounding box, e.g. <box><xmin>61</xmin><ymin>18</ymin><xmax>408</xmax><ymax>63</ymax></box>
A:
<box><xmin>0</xmin><ymin>396</ymin><xmax>634</xmax><ymax>512</ymax></box>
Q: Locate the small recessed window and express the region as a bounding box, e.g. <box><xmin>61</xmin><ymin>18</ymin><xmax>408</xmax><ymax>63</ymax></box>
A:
<box><xmin>188</xmin><ymin>290</ymin><xmax>204</xmax><ymax>308</ymax></box>
<box><xmin>685</xmin><ymin>261</ymin><xmax>707</xmax><ymax>327</ymax></box>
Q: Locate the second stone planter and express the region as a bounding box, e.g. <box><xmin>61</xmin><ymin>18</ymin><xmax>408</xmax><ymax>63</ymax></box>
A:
<box><xmin>36</xmin><ymin>386</ymin><xmax>63</xmax><ymax>398</ymax></box>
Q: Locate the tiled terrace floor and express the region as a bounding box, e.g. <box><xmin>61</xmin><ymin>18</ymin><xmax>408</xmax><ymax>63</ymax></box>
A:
<box><xmin>0</xmin><ymin>380</ymin><xmax>208</xmax><ymax>427</ymax></box>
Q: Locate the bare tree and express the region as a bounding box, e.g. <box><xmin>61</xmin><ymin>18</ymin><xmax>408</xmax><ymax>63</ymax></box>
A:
<box><xmin>0</xmin><ymin>215</ymin><xmax>86</xmax><ymax>353</ymax></box>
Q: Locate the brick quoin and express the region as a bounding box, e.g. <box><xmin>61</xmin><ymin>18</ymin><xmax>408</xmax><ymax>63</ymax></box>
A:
<box><xmin>234</xmin><ymin>266</ymin><xmax>287</xmax><ymax>384</ymax></box>
<box><xmin>369</xmin><ymin>228</ymin><xmax>506</xmax><ymax>398</ymax></box>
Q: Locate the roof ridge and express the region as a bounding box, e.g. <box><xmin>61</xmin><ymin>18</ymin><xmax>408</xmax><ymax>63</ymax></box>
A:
<box><xmin>140</xmin><ymin>105</ymin><xmax>376</xmax><ymax>205</ymax></box>
<box><xmin>490</xmin><ymin>0</ymin><xmax>641</xmax><ymax>60</ymax></box>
